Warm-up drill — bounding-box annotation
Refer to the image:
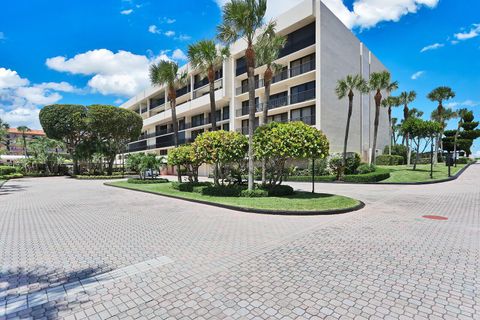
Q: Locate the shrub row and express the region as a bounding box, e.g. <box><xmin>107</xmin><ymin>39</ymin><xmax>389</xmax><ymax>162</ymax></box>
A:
<box><xmin>0</xmin><ymin>166</ymin><xmax>17</xmax><ymax>176</ymax></box>
<box><xmin>127</xmin><ymin>178</ymin><xmax>169</xmax><ymax>184</ymax></box>
<box><xmin>343</xmin><ymin>169</ymin><xmax>390</xmax><ymax>183</ymax></box>
<box><xmin>356</xmin><ymin>163</ymin><xmax>376</xmax><ymax>174</ymax></box>
<box><xmin>171</xmin><ymin>182</ymin><xmax>212</xmax><ymax>192</ymax></box>
<box><xmin>376</xmin><ymin>154</ymin><xmax>404</xmax><ymax>165</ymax></box>
<box><xmin>0</xmin><ymin>173</ymin><xmax>24</xmax><ymax>180</ymax></box>
<box><xmin>455</xmin><ymin>157</ymin><xmax>470</xmax><ymax>164</ymax></box>
<box><xmin>285</xmin><ymin>175</ymin><xmax>336</xmax><ymax>182</ymax></box>
<box><xmin>73</xmin><ymin>175</ymin><xmax>125</xmax><ymax>180</ymax></box>
<box><xmin>171</xmin><ymin>182</ymin><xmax>294</xmax><ymax>198</ymax></box>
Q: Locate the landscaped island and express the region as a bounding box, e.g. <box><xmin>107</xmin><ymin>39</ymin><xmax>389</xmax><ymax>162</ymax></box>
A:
<box><xmin>107</xmin><ymin>180</ymin><xmax>361</xmax><ymax>214</ymax></box>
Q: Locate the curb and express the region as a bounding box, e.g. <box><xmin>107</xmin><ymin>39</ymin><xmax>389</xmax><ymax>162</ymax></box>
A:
<box><xmin>0</xmin><ymin>180</ymin><xmax>6</xmax><ymax>189</ymax></box>
<box><xmin>288</xmin><ymin>162</ymin><xmax>474</xmax><ymax>186</ymax></box>
<box><xmin>104</xmin><ymin>183</ymin><xmax>365</xmax><ymax>216</ymax></box>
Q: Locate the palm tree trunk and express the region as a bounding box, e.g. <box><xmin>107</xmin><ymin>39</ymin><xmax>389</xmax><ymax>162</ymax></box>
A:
<box><xmin>407</xmin><ymin>134</ymin><xmax>411</xmax><ymax>166</ymax></box>
<box><xmin>388</xmin><ymin>107</ymin><xmax>392</xmax><ymax>155</ymax></box>
<box><xmin>342</xmin><ymin>92</ymin><xmax>353</xmax><ymax>175</ymax></box>
<box><xmin>208</xmin><ymin>68</ymin><xmax>217</xmax><ymax>131</ymax></box>
<box><xmin>261</xmin><ymin>67</ymin><xmax>272</xmax><ymax>186</ymax></box>
<box><xmin>371</xmin><ymin>90</ymin><xmax>382</xmax><ymax>164</ymax></box>
<box><xmin>246</xmin><ymin>45</ymin><xmax>256</xmax><ymax>191</ymax></box>
<box><xmin>170</xmin><ymin>94</ymin><xmax>181</xmax><ymax>183</ymax></box>
<box><xmin>413</xmin><ymin>137</ymin><xmax>420</xmax><ymax>170</ymax></box>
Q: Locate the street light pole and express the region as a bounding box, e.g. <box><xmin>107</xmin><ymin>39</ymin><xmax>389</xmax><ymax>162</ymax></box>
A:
<box><xmin>311</xmin><ymin>157</ymin><xmax>315</xmax><ymax>194</ymax></box>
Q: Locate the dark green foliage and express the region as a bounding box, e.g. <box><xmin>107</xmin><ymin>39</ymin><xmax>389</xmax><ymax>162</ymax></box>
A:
<box><xmin>307</xmin><ymin>158</ymin><xmax>330</xmax><ymax>176</ymax></box>
<box><xmin>0</xmin><ymin>173</ymin><xmax>23</xmax><ymax>180</ymax></box>
<box><xmin>0</xmin><ymin>166</ymin><xmax>17</xmax><ymax>176</ymax></box>
<box><xmin>345</xmin><ymin>153</ymin><xmax>361</xmax><ymax>174</ymax></box>
<box><xmin>240</xmin><ymin>189</ymin><xmax>269</xmax><ymax>198</ymax></box>
<box><xmin>455</xmin><ymin>157</ymin><xmax>469</xmax><ymax>164</ymax></box>
<box><xmin>172</xmin><ymin>182</ymin><xmax>212</xmax><ymax>192</ymax></box>
<box><xmin>127</xmin><ymin>178</ymin><xmax>169</xmax><ymax>184</ymax></box>
<box><xmin>328</xmin><ymin>156</ymin><xmax>343</xmax><ymax>180</ymax></box>
<box><xmin>285</xmin><ymin>175</ymin><xmax>336</xmax><ymax>182</ymax></box>
<box><xmin>73</xmin><ymin>175</ymin><xmax>124</xmax><ymax>180</ymax></box>
<box><xmin>201</xmin><ymin>185</ymin><xmax>245</xmax><ymax>197</ymax></box>
<box><xmin>384</xmin><ymin>144</ymin><xmax>409</xmax><ymax>163</ymax></box>
<box><xmin>263</xmin><ymin>184</ymin><xmax>294</xmax><ymax>196</ymax></box>
<box><xmin>458</xmin><ymin>110</ymin><xmax>480</xmax><ymax>156</ymax></box>
<box><xmin>376</xmin><ymin>154</ymin><xmax>404</xmax><ymax>165</ymax></box>
<box><xmin>356</xmin><ymin>163</ymin><xmax>376</xmax><ymax>174</ymax></box>
<box><xmin>343</xmin><ymin>169</ymin><xmax>390</xmax><ymax>183</ymax></box>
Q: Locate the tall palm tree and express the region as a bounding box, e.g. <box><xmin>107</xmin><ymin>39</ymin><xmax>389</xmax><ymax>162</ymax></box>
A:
<box><xmin>254</xmin><ymin>21</ymin><xmax>286</xmax><ymax>125</ymax></box>
<box><xmin>17</xmin><ymin>125</ymin><xmax>31</xmax><ymax>157</ymax></box>
<box><xmin>368</xmin><ymin>71</ymin><xmax>393</xmax><ymax>164</ymax></box>
<box><xmin>453</xmin><ymin>108</ymin><xmax>468</xmax><ymax>166</ymax></box>
<box><xmin>218</xmin><ymin>0</ymin><xmax>267</xmax><ymax>190</ymax></box>
<box><xmin>149</xmin><ymin>60</ymin><xmax>188</xmax><ymax>182</ymax></box>
<box><xmin>335</xmin><ymin>74</ymin><xmax>367</xmax><ymax>170</ymax></box>
<box><xmin>381</xmin><ymin>96</ymin><xmax>400</xmax><ymax>155</ymax></box>
<box><xmin>188</xmin><ymin>40</ymin><xmax>230</xmax><ymax>131</ymax></box>
<box><xmin>427</xmin><ymin>86</ymin><xmax>455</xmax><ymax>163</ymax></box>
<box><xmin>398</xmin><ymin>91</ymin><xmax>416</xmax><ymax>165</ymax></box>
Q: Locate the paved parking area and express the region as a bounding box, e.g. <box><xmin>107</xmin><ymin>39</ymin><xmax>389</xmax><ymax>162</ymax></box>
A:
<box><xmin>0</xmin><ymin>164</ymin><xmax>479</xmax><ymax>319</ymax></box>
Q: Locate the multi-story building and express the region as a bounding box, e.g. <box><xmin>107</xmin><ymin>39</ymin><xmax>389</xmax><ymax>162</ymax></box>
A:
<box><xmin>121</xmin><ymin>0</ymin><xmax>390</xmax><ymax>172</ymax></box>
<box><xmin>1</xmin><ymin>128</ymin><xmax>45</xmax><ymax>156</ymax></box>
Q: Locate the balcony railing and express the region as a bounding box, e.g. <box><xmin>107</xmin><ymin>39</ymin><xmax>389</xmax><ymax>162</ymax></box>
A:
<box><xmin>235</xmin><ymin>79</ymin><xmax>263</xmax><ymax>95</ymax></box>
<box><xmin>150</xmin><ymin>102</ymin><xmax>165</xmax><ymax>111</ymax></box>
<box><xmin>236</xmin><ymin>115</ymin><xmax>316</xmax><ymax>135</ymax></box>
<box><xmin>235</xmin><ymin>88</ymin><xmax>315</xmax><ymax>117</ymax></box>
<box><xmin>193</xmin><ymin>79</ymin><xmax>223</xmax><ymax>99</ymax></box>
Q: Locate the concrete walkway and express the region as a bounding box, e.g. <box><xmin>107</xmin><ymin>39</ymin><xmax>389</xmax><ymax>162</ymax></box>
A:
<box><xmin>0</xmin><ymin>164</ymin><xmax>479</xmax><ymax>319</ymax></box>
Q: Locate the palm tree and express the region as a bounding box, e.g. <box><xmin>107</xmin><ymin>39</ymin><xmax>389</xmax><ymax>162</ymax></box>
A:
<box><xmin>453</xmin><ymin>108</ymin><xmax>468</xmax><ymax>166</ymax></box>
<box><xmin>391</xmin><ymin>117</ymin><xmax>401</xmax><ymax>144</ymax></box>
<box><xmin>335</xmin><ymin>74</ymin><xmax>367</xmax><ymax>171</ymax></box>
<box><xmin>254</xmin><ymin>21</ymin><xmax>286</xmax><ymax>125</ymax></box>
<box><xmin>398</xmin><ymin>91</ymin><xmax>416</xmax><ymax>165</ymax></box>
<box><xmin>149</xmin><ymin>60</ymin><xmax>188</xmax><ymax>182</ymax></box>
<box><xmin>381</xmin><ymin>96</ymin><xmax>400</xmax><ymax>155</ymax></box>
<box><xmin>218</xmin><ymin>0</ymin><xmax>267</xmax><ymax>190</ymax></box>
<box><xmin>368</xmin><ymin>71</ymin><xmax>393</xmax><ymax>164</ymax></box>
<box><xmin>427</xmin><ymin>86</ymin><xmax>455</xmax><ymax>163</ymax></box>
<box><xmin>431</xmin><ymin>107</ymin><xmax>458</xmax><ymax>164</ymax></box>
<box><xmin>17</xmin><ymin>125</ymin><xmax>31</xmax><ymax>157</ymax></box>
<box><xmin>188</xmin><ymin>40</ymin><xmax>230</xmax><ymax>131</ymax></box>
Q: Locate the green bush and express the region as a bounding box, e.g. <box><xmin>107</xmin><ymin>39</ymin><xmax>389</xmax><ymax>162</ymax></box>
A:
<box><xmin>201</xmin><ymin>185</ymin><xmax>244</xmax><ymax>197</ymax></box>
<box><xmin>171</xmin><ymin>182</ymin><xmax>212</xmax><ymax>192</ymax></box>
<box><xmin>0</xmin><ymin>166</ymin><xmax>17</xmax><ymax>176</ymax></box>
<box><xmin>376</xmin><ymin>154</ymin><xmax>404</xmax><ymax>165</ymax></box>
<box><xmin>0</xmin><ymin>173</ymin><xmax>24</xmax><ymax>180</ymax></box>
<box><xmin>345</xmin><ymin>153</ymin><xmax>361</xmax><ymax>174</ymax></box>
<box><xmin>74</xmin><ymin>175</ymin><xmax>124</xmax><ymax>180</ymax></box>
<box><xmin>306</xmin><ymin>158</ymin><xmax>330</xmax><ymax>176</ymax></box>
<box><xmin>264</xmin><ymin>185</ymin><xmax>294</xmax><ymax>197</ymax></box>
<box><xmin>356</xmin><ymin>163</ymin><xmax>376</xmax><ymax>174</ymax></box>
<box><xmin>240</xmin><ymin>189</ymin><xmax>269</xmax><ymax>198</ymax></box>
<box><xmin>127</xmin><ymin>178</ymin><xmax>169</xmax><ymax>184</ymax></box>
<box><xmin>343</xmin><ymin>169</ymin><xmax>390</xmax><ymax>183</ymax></box>
<box><xmin>385</xmin><ymin>144</ymin><xmax>409</xmax><ymax>163</ymax></box>
<box><xmin>456</xmin><ymin>157</ymin><xmax>469</xmax><ymax>164</ymax></box>
<box><xmin>329</xmin><ymin>156</ymin><xmax>343</xmax><ymax>179</ymax></box>
<box><xmin>285</xmin><ymin>175</ymin><xmax>336</xmax><ymax>182</ymax></box>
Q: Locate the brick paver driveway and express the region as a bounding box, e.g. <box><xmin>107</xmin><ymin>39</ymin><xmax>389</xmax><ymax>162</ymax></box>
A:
<box><xmin>1</xmin><ymin>164</ymin><xmax>479</xmax><ymax>319</ymax></box>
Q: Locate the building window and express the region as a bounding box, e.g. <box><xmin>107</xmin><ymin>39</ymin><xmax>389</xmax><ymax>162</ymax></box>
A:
<box><xmin>191</xmin><ymin>129</ymin><xmax>204</xmax><ymax>140</ymax></box>
<box><xmin>208</xmin><ymin>110</ymin><xmax>222</xmax><ymax>123</ymax></box>
<box><xmin>290</xmin><ymin>53</ymin><xmax>315</xmax><ymax>77</ymax></box>
<box><xmin>222</xmin><ymin>106</ymin><xmax>230</xmax><ymax>120</ymax></box>
<box><xmin>178</xmin><ymin>118</ymin><xmax>186</xmax><ymax>131</ymax></box>
<box><xmin>191</xmin><ymin>114</ymin><xmax>205</xmax><ymax>127</ymax></box>
<box><xmin>291</xmin><ymin>105</ymin><xmax>315</xmax><ymax>125</ymax></box>
<box><xmin>290</xmin><ymin>81</ymin><xmax>316</xmax><ymax>104</ymax></box>
<box><xmin>241</xmin><ymin>118</ymin><xmax>259</xmax><ymax>134</ymax></box>
<box><xmin>241</xmin><ymin>98</ymin><xmax>260</xmax><ymax>115</ymax></box>
<box><xmin>222</xmin><ymin>123</ymin><xmax>230</xmax><ymax>131</ymax></box>
<box><xmin>268</xmin><ymin>91</ymin><xmax>288</xmax><ymax>110</ymax></box>
<box><xmin>268</xmin><ymin>112</ymin><xmax>288</xmax><ymax>123</ymax></box>
<box><xmin>236</xmin><ymin>56</ymin><xmax>247</xmax><ymax>76</ymax></box>
<box><xmin>279</xmin><ymin>22</ymin><xmax>315</xmax><ymax>58</ymax></box>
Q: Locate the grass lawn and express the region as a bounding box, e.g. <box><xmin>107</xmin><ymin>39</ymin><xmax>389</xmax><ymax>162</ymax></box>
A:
<box><xmin>379</xmin><ymin>164</ymin><xmax>466</xmax><ymax>183</ymax></box>
<box><xmin>108</xmin><ymin>181</ymin><xmax>360</xmax><ymax>212</ymax></box>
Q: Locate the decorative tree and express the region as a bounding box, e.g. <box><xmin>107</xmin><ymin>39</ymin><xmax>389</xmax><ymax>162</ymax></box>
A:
<box><xmin>253</xmin><ymin>121</ymin><xmax>329</xmax><ymax>186</ymax></box>
<box><xmin>458</xmin><ymin>110</ymin><xmax>480</xmax><ymax>157</ymax></box>
<box><xmin>39</xmin><ymin>104</ymin><xmax>89</xmax><ymax>175</ymax></box>
<box><xmin>168</xmin><ymin>144</ymin><xmax>204</xmax><ymax>182</ymax></box>
<box><xmin>381</xmin><ymin>96</ymin><xmax>400</xmax><ymax>155</ymax></box>
<box><xmin>398</xmin><ymin>91</ymin><xmax>416</xmax><ymax>165</ymax></box>
<box><xmin>218</xmin><ymin>0</ymin><xmax>267</xmax><ymax>191</ymax></box>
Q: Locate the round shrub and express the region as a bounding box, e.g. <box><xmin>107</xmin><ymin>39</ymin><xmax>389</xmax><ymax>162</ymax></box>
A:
<box><xmin>201</xmin><ymin>185</ymin><xmax>244</xmax><ymax>197</ymax></box>
<box><xmin>345</xmin><ymin>153</ymin><xmax>361</xmax><ymax>174</ymax></box>
<box><xmin>240</xmin><ymin>189</ymin><xmax>269</xmax><ymax>198</ymax></box>
<box><xmin>127</xmin><ymin>178</ymin><xmax>169</xmax><ymax>184</ymax></box>
<box><xmin>0</xmin><ymin>173</ymin><xmax>23</xmax><ymax>180</ymax></box>
<box><xmin>343</xmin><ymin>169</ymin><xmax>390</xmax><ymax>183</ymax></box>
<box><xmin>376</xmin><ymin>154</ymin><xmax>403</xmax><ymax>165</ymax></box>
<box><xmin>0</xmin><ymin>166</ymin><xmax>17</xmax><ymax>176</ymax></box>
<box><xmin>356</xmin><ymin>163</ymin><xmax>376</xmax><ymax>174</ymax></box>
<box><xmin>456</xmin><ymin>157</ymin><xmax>469</xmax><ymax>164</ymax></box>
<box><xmin>172</xmin><ymin>182</ymin><xmax>212</xmax><ymax>192</ymax></box>
<box><xmin>264</xmin><ymin>185</ymin><xmax>294</xmax><ymax>197</ymax></box>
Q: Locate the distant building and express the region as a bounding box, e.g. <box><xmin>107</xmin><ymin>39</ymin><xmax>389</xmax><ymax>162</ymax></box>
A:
<box><xmin>1</xmin><ymin>128</ymin><xmax>45</xmax><ymax>156</ymax></box>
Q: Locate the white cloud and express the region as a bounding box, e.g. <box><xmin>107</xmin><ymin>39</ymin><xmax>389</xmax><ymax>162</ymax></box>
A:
<box><xmin>0</xmin><ymin>32</ymin><xmax>5</xmax><ymax>40</ymax></box>
<box><xmin>114</xmin><ymin>98</ymin><xmax>124</xmax><ymax>105</ymax></box>
<box><xmin>120</xmin><ymin>9</ymin><xmax>133</xmax><ymax>15</ymax></box>
<box><xmin>445</xmin><ymin>100</ymin><xmax>479</xmax><ymax>109</ymax></box>
<box><xmin>411</xmin><ymin>71</ymin><xmax>425</xmax><ymax>80</ymax></box>
<box><xmin>215</xmin><ymin>0</ymin><xmax>438</xmax><ymax>29</ymax></box>
<box><xmin>172</xmin><ymin>49</ymin><xmax>187</xmax><ymax>61</ymax></box>
<box><xmin>164</xmin><ymin>30</ymin><xmax>175</xmax><ymax>37</ymax></box>
<box><xmin>175</xmin><ymin>34</ymin><xmax>191</xmax><ymax>41</ymax></box>
<box><xmin>420</xmin><ymin>42</ymin><xmax>444</xmax><ymax>52</ymax></box>
<box><xmin>148</xmin><ymin>25</ymin><xmax>161</xmax><ymax>34</ymax></box>
<box><xmin>0</xmin><ymin>68</ymin><xmax>79</xmax><ymax>129</ymax></box>
<box><xmin>454</xmin><ymin>23</ymin><xmax>480</xmax><ymax>41</ymax></box>
<box><xmin>161</xmin><ymin>17</ymin><xmax>176</xmax><ymax>24</ymax></box>
<box><xmin>46</xmin><ymin>49</ymin><xmax>171</xmax><ymax>96</ymax></box>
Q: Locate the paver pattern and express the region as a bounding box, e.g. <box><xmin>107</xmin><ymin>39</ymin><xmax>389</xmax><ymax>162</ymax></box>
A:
<box><xmin>0</xmin><ymin>164</ymin><xmax>479</xmax><ymax>319</ymax></box>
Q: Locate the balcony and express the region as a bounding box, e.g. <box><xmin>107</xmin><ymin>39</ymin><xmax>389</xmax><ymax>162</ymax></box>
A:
<box><xmin>236</xmin><ymin>115</ymin><xmax>316</xmax><ymax>135</ymax></box>
<box><xmin>235</xmin><ymin>79</ymin><xmax>263</xmax><ymax>95</ymax></box>
<box><xmin>235</xmin><ymin>88</ymin><xmax>315</xmax><ymax>117</ymax></box>
<box><xmin>193</xmin><ymin>79</ymin><xmax>223</xmax><ymax>99</ymax></box>
<box><xmin>272</xmin><ymin>60</ymin><xmax>315</xmax><ymax>84</ymax></box>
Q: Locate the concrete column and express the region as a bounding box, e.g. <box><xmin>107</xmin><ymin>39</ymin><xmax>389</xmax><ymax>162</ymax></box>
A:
<box><xmin>314</xmin><ymin>0</ymin><xmax>322</xmax><ymax>131</ymax></box>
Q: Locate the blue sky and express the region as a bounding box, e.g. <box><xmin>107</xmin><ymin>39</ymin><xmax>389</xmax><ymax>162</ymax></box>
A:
<box><xmin>1</xmin><ymin>0</ymin><xmax>479</xmax><ymax>155</ymax></box>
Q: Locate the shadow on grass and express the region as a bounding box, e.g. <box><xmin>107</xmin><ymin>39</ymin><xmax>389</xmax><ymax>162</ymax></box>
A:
<box><xmin>0</xmin><ymin>265</ymin><xmax>106</xmax><ymax>318</ymax></box>
<box><xmin>286</xmin><ymin>192</ymin><xmax>336</xmax><ymax>200</ymax></box>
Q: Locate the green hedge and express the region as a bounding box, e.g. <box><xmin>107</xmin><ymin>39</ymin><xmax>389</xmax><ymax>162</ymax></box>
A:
<box><xmin>456</xmin><ymin>157</ymin><xmax>469</xmax><ymax>164</ymax></box>
<box><xmin>127</xmin><ymin>178</ymin><xmax>169</xmax><ymax>184</ymax></box>
<box><xmin>285</xmin><ymin>175</ymin><xmax>336</xmax><ymax>182</ymax></box>
<box><xmin>171</xmin><ymin>182</ymin><xmax>212</xmax><ymax>192</ymax></box>
<box><xmin>0</xmin><ymin>173</ymin><xmax>24</xmax><ymax>180</ymax></box>
<box><xmin>240</xmin><ymin>189</ymin><xmax>269</xmax><ymax>198</ymax></box>
<box><xmin>376</xmin><ymin>155</ymin><xmax>404</xmax><ymax>165</ymax></box>
<box><xmin>264</xmin><ymin>185</ymin><xmax>294</xmax><ymax>196</ymax></box>
<box><xmin>343</xmin><ymin>169</ymin><xmax>390</xmax><ymax>183</ymax></box>
<box><xmin>74</xmin><ymin>175</ymin><xmax>125</xmax><ymax>180</ymax></box>
<box><xmin>0</xmin><ymin>166</ymin><xmax>17</xmax><ymax>176</ymax></box>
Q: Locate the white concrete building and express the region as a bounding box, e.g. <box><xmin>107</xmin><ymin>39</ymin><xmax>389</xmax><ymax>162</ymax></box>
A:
<box><xmin>121</xmin><ymin>0</ymin><xmax>390</xmax><ymax>167</ymax></box>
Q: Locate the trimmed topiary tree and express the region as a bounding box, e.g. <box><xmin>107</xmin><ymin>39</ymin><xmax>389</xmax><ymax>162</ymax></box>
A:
<box><xmin>168</xmin><ymin>144</ymin><xmax>204</xmax><ymax>182</ymax></box>
<box><xmin>254</xmin><ymin>121</ymin><xmax>330</xmax><ymax>185</ymax></box>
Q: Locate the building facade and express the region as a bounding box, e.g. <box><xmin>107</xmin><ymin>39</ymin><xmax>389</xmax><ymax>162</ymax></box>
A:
<box><xmin>121</xmin><ymin>0</ymin><xmax>390</xmax><ymax>168</ymax></box>
<box><xmin>1</xmin><ymin>128</ymin><xmax>45</xmax><ymax>156</ymax></box>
